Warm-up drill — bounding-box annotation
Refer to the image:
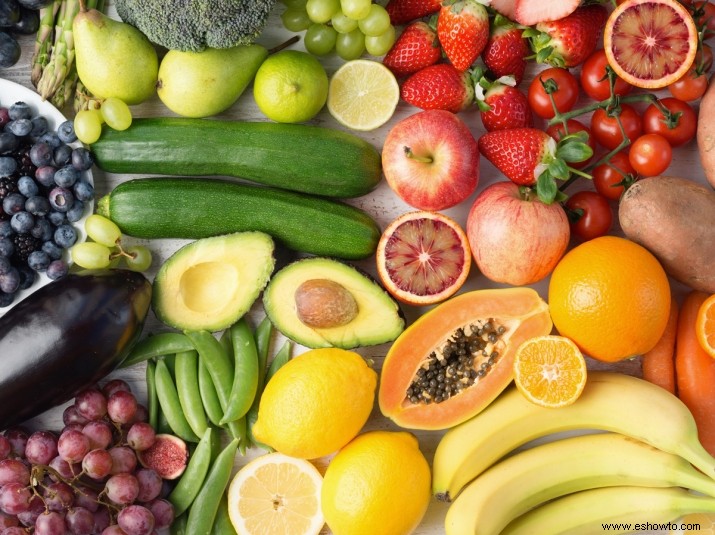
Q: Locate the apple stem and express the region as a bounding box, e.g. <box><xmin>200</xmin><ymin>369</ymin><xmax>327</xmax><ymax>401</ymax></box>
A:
<box><xmin>404</xmin><ymin>146</ymin><xmax>433</xmax><ymax>163</ymax></box>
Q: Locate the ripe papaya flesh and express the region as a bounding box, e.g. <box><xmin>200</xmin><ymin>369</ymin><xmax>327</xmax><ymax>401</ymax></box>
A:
<box><xmin>378</xmin><ymin>288</ymin><xmax>552</xmax><ymax>430</ymax></box>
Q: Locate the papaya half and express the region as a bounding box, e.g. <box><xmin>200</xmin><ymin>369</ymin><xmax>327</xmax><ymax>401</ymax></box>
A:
<box><xmin>378</xmin><ymin>288</ymin><xmax>552</xmax><ymax>430</ymax></box>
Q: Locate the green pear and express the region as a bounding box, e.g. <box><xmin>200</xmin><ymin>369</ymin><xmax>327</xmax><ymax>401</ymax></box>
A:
<box><xmin>73</xmin><ymin>5</ymin><xmax>158</xmax><ymax>105</ymax></box>
<box><xmin>157</xmin><ymin>44</ymin><xmax>268</xmax><ymax>118</ymax></box>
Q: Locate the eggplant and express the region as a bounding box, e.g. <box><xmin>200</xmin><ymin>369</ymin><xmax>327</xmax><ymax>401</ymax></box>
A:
<box><xmin>0</xmin><ymin>269</ymin><xmax>152</xmax><ymax>430</ymax></box>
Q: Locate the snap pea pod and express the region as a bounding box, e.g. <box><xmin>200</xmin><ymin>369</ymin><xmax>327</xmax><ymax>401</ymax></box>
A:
<box><xmin>198</xmin><ymin>358</ymin><xmax>223</xmax><ymax>427</ymax></box>
<box><xmin>175</xmin><ymin>350</ymin><xmax>210</xmax><ymax>438</ymax></box>
<box><xmin>157</xmin><ymin>407</ymin><xmax>172</xmax><ymax>436</ymax></box>
<box><xmin>168</xmin><ymin>427</ymin><xmax>214</xmax><ymax>517</ymax></box>
<box><xmin>185</xmin><ymin>330</ymin><xmax>233</xmax><ymax>413</ymax></box>
<box><xmin>211</xmin><ymin>494</ymin><xmax>238</xmax><ymax>535</ymax></box>
<box><xmin>121</xmin><ymin>332</ymin><xmax>194</xmax><ymax>368</ymax></box>
<box><xmin>253</xmin><ymin>316</ymin><xmax>273</xmax><ymax>387</ymax></box>
<box><xmin>265</xmin><ymin>340</ymin><xmax>292</xmax><ymax>385</ymax></box>
<box><xmin>145</xmin><ymin>359</ymin><xmax>159</xmax><ymax>430</ymax></box>
<box><xmin>186</xmin><ymin>438</ymin><xmax>239</xmax><ymax>535</ymax></box>
<box><xmin>154</xmin><ymin>359</ymin><xmax>200</xmax><ymax>443</ymax></box>
<box><xmin>219</xmin><ymin>328</ymin><xmax>234</xmax><ymax>373</ymax></box>
<box><xmin>170</xmin><ymin>512</ymin><xmax>188</xmax><ymax>535</ymax></box>
<box><xmin>220</xmin><ymin>318</ymin><xmax>259</xmax><ymax>425</ymax></box>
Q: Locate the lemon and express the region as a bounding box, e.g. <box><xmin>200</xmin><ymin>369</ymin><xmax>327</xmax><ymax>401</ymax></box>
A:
<box><xmin>227</xmin><ymin>452</ymin><xmax>325</xmax><ymax>535</ymax></box>
<box><xmin>253</xmin><ymin>50</ymin><xmax>329</xmax><ymax>123</ymax></box>
<box><xmin>321</xmin><ymin>430</ymin><xmax>431</xmax><ymax>535</ymax></box>
<box><xmin>252</xmin><ymin>348</ymin><xmax>377</xmax><ymax>460</ymax></box>
<box><xmin>327</xmin><ymin>59</ymin><xmax>399</xmax><ymax>131</ymax></box>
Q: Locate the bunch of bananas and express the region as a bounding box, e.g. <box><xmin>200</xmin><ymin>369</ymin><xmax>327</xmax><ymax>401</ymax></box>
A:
<box><xmin>433</xmin><ymin>371</ymin><xmax>715</xmax><ymax>534</ymax></box>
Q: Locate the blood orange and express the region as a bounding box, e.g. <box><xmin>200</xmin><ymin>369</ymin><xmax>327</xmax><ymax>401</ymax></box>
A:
<box><xmin>375</xmin><ymin>211</ymin><xmax>470</xmax><ymax>306</ymax></box>
<box><xmin>603</xmin><ymin>0</ymin><xmax>698</xmax><ymax>89</ymax></box>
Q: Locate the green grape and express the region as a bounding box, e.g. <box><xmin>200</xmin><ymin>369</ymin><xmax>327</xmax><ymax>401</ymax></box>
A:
<box><xmin>71</xmin><ymin>242</ymin><xmax>112</xmax><ymax>270</ymax></box>
<box><xmin>341</xmin><ymin>0</ymin><xmax>371</xmax><ymax>20</ymax></box>
<box><xmin>358</xmin><ymin>4</ymin><xmax>391</xmax><ymax>36</ymax></box>
<box><xmin>281</xmin><ymin>7</ymin><xmax>312</xmax><ymax>31</ymax></box>
<box><xmin>331</xmin><ymin>11</ymin><xmax>359</xmax><ymax>33</ymax></box>
<box><xmin>304</xmin><ymin>23</ymin><xmax>338</xmax><ymax>56</ymax></box>
<box><xmin>84</xmin><ymin>214</ymin><xmax>122</xmax><ymax>247</ymax></box>
<box><xmin>74</xmin><ymin>109</ymin><xmax>103</xmax><ymax>145</ymax></box>
<box><xmin>123</xmin><ymin>245</ymin><xmax>153</xmax><ymax>272</ymax></box>
<box><xmin>305</xmin><ymin>0</ymin><xmax>340</xmax><ymax>23</ymax></box>
<box><xmin>100</xmin><ymin>97</ymin><xmax>132</xmax><ymax>131</ymax></box>
<box><xmin>336</xmin><ymin>28</ymin><xmax>366</xmax><ymax>60</ymax></box>
<box><xmin>364</xmin><ymin>24</ymin><xmax>396</xmax><ymax>56</ymax></box>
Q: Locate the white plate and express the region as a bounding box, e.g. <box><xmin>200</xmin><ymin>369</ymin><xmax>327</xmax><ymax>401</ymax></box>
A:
<box><xmin>0</xmin><ymin>78</ymin><xmax>92</xmax><ymax>316</ymax></box>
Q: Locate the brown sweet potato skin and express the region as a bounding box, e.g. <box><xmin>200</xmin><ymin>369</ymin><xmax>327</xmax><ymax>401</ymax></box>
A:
<box><xmin>697</xmin><ymin>80</ymin><xmax>715</xmax><ymax>189</ymax></box>
<box><xmin>618</xmin><ymin>176</ymin><xmax>715</xmax><ymax>293</ymax></box>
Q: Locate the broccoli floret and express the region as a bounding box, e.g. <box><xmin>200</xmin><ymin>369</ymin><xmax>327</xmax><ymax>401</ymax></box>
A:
<box><xmin>114</xmin><ymin>0</ymin><xmax>277</xmax><ymax>52</ymax></box>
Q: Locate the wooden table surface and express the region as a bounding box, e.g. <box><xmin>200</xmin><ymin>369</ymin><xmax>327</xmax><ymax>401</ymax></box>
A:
<box><xmin>2</xmin><ymin>2</ymin><xmax>712</xmax><ymax>534</ymax></box>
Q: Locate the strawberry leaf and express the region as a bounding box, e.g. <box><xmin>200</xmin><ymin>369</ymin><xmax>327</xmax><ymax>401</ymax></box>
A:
<box><xmin>547</xmin><ymin>159</ymin><xmax>570</xmax><ymax>181</ymax></box>
<box><xmin>536</xmin><ymin>173</ymin><xmax>558</xmax><ymax>204</ymax></box>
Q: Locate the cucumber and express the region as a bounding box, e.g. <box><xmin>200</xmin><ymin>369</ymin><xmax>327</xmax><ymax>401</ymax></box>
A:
<box><xmin>97</xmin><ymin>177</ymin><xmax>381</xmax><ymax>260</ymax></box>
<box><xmin>90</xmin><ymin>118</ymin><xmax>382</xmax><ymax>198</ymax></box>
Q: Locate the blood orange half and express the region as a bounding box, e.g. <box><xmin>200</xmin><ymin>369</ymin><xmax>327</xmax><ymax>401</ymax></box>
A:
<box><xmin>376</xmin><ymin>211</ymin><xmax>471</xmax><ymax>306</ymax></box>
<box><xmin>604</xmin><ymin>0</ymin><xmax>698</xmax><ymax>89</ymax></box>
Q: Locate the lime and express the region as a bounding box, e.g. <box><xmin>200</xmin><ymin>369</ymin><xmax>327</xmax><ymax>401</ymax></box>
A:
<box><xmin>253</xmin><ymin>50</ymin><xmax>328</xmax><ymax>123</ymax></box>
<box><xmin>327</xmin><ymin>59</ymin><xmax>399</xmax><ymax>131</ymax></box>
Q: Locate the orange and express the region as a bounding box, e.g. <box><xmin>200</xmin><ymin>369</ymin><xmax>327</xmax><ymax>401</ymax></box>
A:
<box><xmin>604</xmin><ymin>0</ymin><xmax>698</xmax><ymax>89</ymax></box>
<box><xmin>548</xmin><ymin>236</ymin><xmax>671</xmax><ymax>363</ymax></box>
<box><xmin>696</xmin><ymin>293</ymin><xmax>715</xmax><ymax>358</ymax></box>
<box><xmin>513</xmin><ymin>335</ymin><xmax>587</xmax><ymax>408</ymax></box>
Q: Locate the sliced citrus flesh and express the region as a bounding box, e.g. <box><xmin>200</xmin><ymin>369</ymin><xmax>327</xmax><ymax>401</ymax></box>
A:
<box><xmin>327</xmin><ymin>59</ymin><xmax>400</xmax><ymax>131</ymax></box>
<box><xmin>513</xmin><ymin>335</ymin><xmax>588</xmax><ymax>408</ymax></box>
<box><xmin>604</xmin><ymin>0</ymin><xmax>698</xmax><ymax>89</ymax></box>
<box><xmin>697</xmin><ymin>293</ymin><xmax>715</xmax><ymax>359</ymax></box>
<box><xmin>375</xmin><ymin>211</ymin><xmax>471</xmax><ymax>306</ymax></box>
<box><xmin>227</xmin><ymin>452</ymin><xmax>325</xmax><ymax>535</ymax></box>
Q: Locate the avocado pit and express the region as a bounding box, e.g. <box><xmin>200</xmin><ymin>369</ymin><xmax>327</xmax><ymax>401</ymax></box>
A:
<box><xmin>295</xmin><ymin>278</ymin><xmax>359</xmax><ymax>328</ymax></box>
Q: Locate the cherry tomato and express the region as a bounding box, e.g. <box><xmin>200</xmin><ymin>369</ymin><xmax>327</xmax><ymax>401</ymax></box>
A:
<box><xmin>592</xmin><ymin>150</ymin><xmax>636</xmax><ymax>201</ymax></box>
<box><xmin>528</xmin><ymin>67</ymin><xmax>580</xmax><ymax>119</ymax></box>
<box><xmin>668</xmin><ymin>68</ymin><xmax>709</xmax><ymax>102</ymax></box>
<box><xmin>545</xmin><ymin>119</ymin><xmax>596</xmax><ymax>169</ymax></box>
<box><xmin>590</xmin><ymin>104</ymin><xmax>643</xmax><ymax>150</ymax></box>
<box><xmin>693</xmin><ymin>1</ymin><xmax>715</xmax><ymax>37</ymax></box>
<box><xmin>642</xmin><ymin>97</ymin><xmax>697</xmax><ymax>147</ymax></box>
<box><xmin>628</xmin><ymin>133</ymin><xmax>672</xmax><ymax>177</ymax></box>
<box><xmin>580</xmin><ymin>49</ymin><xmax>633</xmax><ymax>101</ymax></box>
<box><xmin>565</xmin><ymin>190</ymin><xmax>613</xmax><ymax>241</ymax></box>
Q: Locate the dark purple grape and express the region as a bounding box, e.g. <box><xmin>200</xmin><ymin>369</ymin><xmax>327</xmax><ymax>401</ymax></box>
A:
<box><xmin>102</xmin><ymin>379</ymin><xmax>132</xmax><ymax>398</ymax></box>
<box><xmin>135</xmin><ymin>469</ymin><xmax>162</xmax><ymax>503</ymax></box>
<box><xmin>81</xmin><ymin>420</ymin><xmax>113</xmax><ymax>450</ymax></box>
<box><xmin>1</xmin><ymin>526</ymin><xmax>27</xmax><ymax>534</ymax></box>
<box><xmin>0</xmin><ymin>482</ymin><xmax>31</xmax><ymax>515</ymax></box>
<box><xmin>41</xmin><ymin>481</ymin><xmax>74</xmax><ymax>513</ymax></box>
<box><xmin>24</xmin><ymin>430</ymin><xmax>58</xmax><ymax>465</ymax></box>
<box><xmin>66</xmin><ymin>506</ymin><xmax>94</xmax><ymax>535</ymax></box>
<box><xmin>73</xmin><ymin>486</ymin><xmax>100</xmax><ymax>513</ymax></box>
<box><xmin>101</xmin><ymin>524</ymin><xmax>127</xmax><ymax>535</ymax></box>
<box><xmin>104</xmin><ymin>473</ymin><xmax>139</xmax><ymax>505</ymax></box>
<box><xmin>0</xmin><ymin>459</ymin><xmax>29</xmax><ymax>486</ymax></box>
<box><xmin>62</xmin><ymin>404</ymin><xmax>89</xmax><ymax>427</ymax></box>
<box><xmin>107</xmin><ymin>391</ymin><xmax>138</xmax><ymax>425</ymax></box>
<box><xmin>57</xmin><ymin>428</ymin><xmax>90</xmax><ymax>463</ymax></box>
<box><xmin>146</xmin><ymin>499</ymin><xmax>174</xmax><ymax>530</ymax></box>
<box><xmin>126</xmin><ymin>423</ymin><xmax>155</xmax><ymax>452</ymax></box>
<box><xmin>34</xmin><ymin>510</ymin><xmax>66</xmax><ymax>535</ymax></box>
<box><xmin>75</xmin><ymin>388</ymin><xmax>107</xmax><ymax>421</ymax></box>
<box><xmin>92</xmin><ymin>506</ymin><xmax>111</xmax><ymax>533</ymax></box>
<box><xmin>82</xmin><ymin>449</ymin><xmax>113</xmax><ymax>480</ymax></box>
<box><xmin>117</xmin><ymin>504</ymin><xmax>155</xmax><ymax>535</ymax></box>
<box><xmin>108</xmin><ymin>446</ymin><xmax>137</xmax><ymax>475</ymax></box>
<box><xmin>16</xmin><ymin>495</ymin><xmax>43</xmax><ymax>527</ymax></box>
<box><xmin>0</xmin><ymin>435</ymin><xmax>11</xmax><ymax>460</ymax></box>
<box><xmin>0</xmin><ymin>510</ymin><xmax>20</xmax><ymax>528</ymax></box>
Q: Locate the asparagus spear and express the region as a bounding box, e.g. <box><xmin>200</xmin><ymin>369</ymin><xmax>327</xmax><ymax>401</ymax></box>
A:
<box><xmin>37</xmin><ymin>0</ymin><xmax>80</xmax><ymax>101</ymax></box>
<box><xmin>30</xmin><ymin>0</ymin><xmax>61</xmax><ymax>87</ymax></box>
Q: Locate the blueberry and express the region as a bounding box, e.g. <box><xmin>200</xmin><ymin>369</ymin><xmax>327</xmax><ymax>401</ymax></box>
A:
<box><xmin>0</xmin><ymin>132</ymin><xmax>18</xmax><ymax>154</ymax></box>
<box><xmin>0</xmin><ymin>237</ymin><xmax>12</xmax><ymax>257</ymax></box>
<box><xmin>0</xmin><ymin>156</ymin><xmax>18</xmax><ymax>177</ymax></box>
<box><xmin>6</xmin><ymin>118</ymin><xmax>32</xmax><ymax>137</ymax></box>
<box><xmin>16</xmin><ymin>263</ymin><xmax>34</xmax><ymax>290</ymax></box>
<box><xmin>37</xmin><ymin>132</ymin><xmax>61</xmax><ymax>149</ymax></box>
<box><xmin>57</xmin><ymin>120</ymin><xmax>77</xmax><ymax>143</ymax></box>
<box><xmin>35</xmin><ymin>165</ymin><xmax>56</xmax><ymax>187</ymax></box>
<box><xmin>48</xmin><ymin>187</ymin><xmax>74</xmax><ymax>212</ymax></box>
<box><xmin>0</xmin><ymin>267</ymin><xmax>20</xmax><ymax>294</ymax></box>
<box><xmin>71</xmin><ymin>147</ymin><xmax>94</xmax><ymax>171</ymax></box>
<box><xmin>30</xmin><ymin>116</ymin><xmax>48</xmax><ymax>137</ymax></box>
<box><xmin>17</xmin><ymin>175</ymin><xmax>38</xmax><ymax>197</ymax></box>
<box><xmin>3</xmin><ymin>192</ymin><xmax>26</xmax><ymax>216</ymax></box>
<box><xmin>0</xmin><ymin>256</ymin><xmax>10</xmax><ymax>274</ymax></box>
<box><xmin>27</xmin><ymin>250</ymin><xmax>50</xmax><ymax>272</ymax></box>
<box><xmin>46</xmin><ymin>259</ymin><xmax>67</xmax><ymax>280</ymax></box>
<box><xmin>53</xmin><ymin>224</ymin><xmax>77</xmax><ymax>248</ymax></box>
<box><xmin>29</xmin><ymin>141</ymin><xmax>53</xmax><ymax>167</ymax></box>
<box><xmin>0</xmin><ymin>291</ymin><xmax>14</xmax><ymax>308</ymax></box>
<box><xmin>8</xmin><ymin>102</ymin><xmax>31</xmax><ymax>121</ymax></box>
<box><xmin>66</xmin><ymin>199</ymin><xmax>84</xmax><ymax>223</ymax></box>
<box><xmin>47</xmin><ymin>211</ymin><xmax>66</xmax><ymax>227</ymax></box>
<box><xmin>25</xmin><ymin>195</ymin><xmax>50</xmax><ymax>217</ymax></box>
<box><xmin>73</xmin><ymin>179</ymin><xmax>94</xmax><ymax>202</ymax></box>
<box><xmin>53</xmin><ymin>144</ymin><xmax>72</xmax><ymax>167</ymax></box>
<box><xmin>54</xmin><ymin>164</ymin><xmax>79</xmax><ymax>188</ymax></box>
<box><xmin>0</xmin><ymin>32</ymin><xmax>20</xmax><ymax>69</ymax></box>
<box><xmin>0</xmin><ymin>220</ymin><xmax>13</xmax><ymax>238</ymax></box>
<box><xmin>30</xmin><ymin>218</ymin><xmax>53</xmax><ymax>241</ymax></box>
<box><xmin>42</xmin><ymin>240</ymin><xmax>62</xmax><ymax>260</ymax></box>
<box><xmin>10</xmin><ymin>211</ymin><xmax>34</xmax><ymax>234</ymax></box>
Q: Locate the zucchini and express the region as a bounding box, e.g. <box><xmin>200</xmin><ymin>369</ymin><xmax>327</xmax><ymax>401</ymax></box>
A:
<box><xmin>97</xmin><ymin>177</ymin><xmax>381</xmax><ymax>260</ymax></box>
<box><xmin>90</xmin><ymin>118</ymin><xmax>382</xmax><ymax>198</ymax></box>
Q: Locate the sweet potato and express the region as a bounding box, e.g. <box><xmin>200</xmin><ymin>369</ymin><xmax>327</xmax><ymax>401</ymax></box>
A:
<box><xmin>697</xmin><ymin>79</ymin><xmax>715</xmax><ymax>189</ymax></box>
<box><xmin>618</xmin><ymin>176</ymin><xmax>715</xmax><ymax>293</ymax></box>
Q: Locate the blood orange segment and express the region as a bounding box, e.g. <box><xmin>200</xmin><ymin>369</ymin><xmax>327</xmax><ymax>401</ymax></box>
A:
<box><xmin>604</xmin><ymin>0</ymin><xmax>698</xmax><ymax>89</ymax></box>
<box><xmin>376</xmin><ymin>211</ymin><xmax>471</xmax><ymax>306</ymax></box>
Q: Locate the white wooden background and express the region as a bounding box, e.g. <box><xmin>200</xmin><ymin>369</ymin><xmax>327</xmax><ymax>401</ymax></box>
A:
<box><xmin>1</xmin><ymin>1</ymin><xmax>712</xmax><ymax>533</ymax></box>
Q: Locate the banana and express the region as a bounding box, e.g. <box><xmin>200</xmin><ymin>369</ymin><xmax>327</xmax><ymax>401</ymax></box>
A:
<box><xmin>433</xmin><ymin>371</ymin><xmax>715</xmax><ymax>502</ymax></box>
<box><xmin>501</xmin><ymin>485</ymin><xmax>715</xmax><ymax>535</ymax></box>
<box><xmin>444</xmin><ymin>432</ymin><xmax>715</xmax><ymax>535</ymax></box>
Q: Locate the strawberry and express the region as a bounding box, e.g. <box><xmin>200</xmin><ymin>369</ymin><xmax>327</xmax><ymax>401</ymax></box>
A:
<box><xmin>385</xmin><ymin>0</ymin><xmax>443</xmax><ymax>25</ymax></box>
<box><xmin>383</xmin><ymin>21</ymin><xmax>442</xmax><ymax>78</ymax></box>
<box><xmin>476</xmin><ymin>81</ymin><xmax>533</xmax><ymax>132</ymax></box>
<box><xmin>437</xmin><ymin>0</ymin><xmax>490</xmax><ymax>72</ymax></box>
<box><xmin>401</xmin><ymin>63</ymin><xmax>475</xmax><ymax>113</ymax></box>
<box><xmin>481</xmin><ymin>20</ymin><xmax>530</xmax><ymax>86</ymax></box>
<box><xmin>525</xmin><ymin>4</ymin><xmax>608</xmax><ymax>68</ymax></box>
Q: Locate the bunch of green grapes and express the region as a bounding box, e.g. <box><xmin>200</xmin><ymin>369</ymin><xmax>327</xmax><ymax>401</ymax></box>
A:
<box><xmin>281</xmin><ymin>0</ymin><xmax>396</xmax><ymax>60</ymax></box>
<box><xmin>74</xmin><ymin>97</ymin><xmax>133</xmax><ymax>145</ymax></box>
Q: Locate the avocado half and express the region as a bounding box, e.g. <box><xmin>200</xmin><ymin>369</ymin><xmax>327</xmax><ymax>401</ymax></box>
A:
<box><xmin>263</xmin><ymin>257</ymin><xmax>405</xmax><ymax>349</ymax></box>
<box><xmin>153</xmin><ymin>231</ymin><xmax>275</xmax><ymax>331</ymax></box>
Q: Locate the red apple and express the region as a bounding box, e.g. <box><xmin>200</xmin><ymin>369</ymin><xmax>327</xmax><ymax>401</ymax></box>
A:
<box><xmin>381</xmin><ymin>109</ymin><xmax>479</xmax><ymax>211</ymax></box>
<box><xmin>467</xmin><ymin>181</ymin><xmax>570</xmax><ymax>285</ymax></box>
